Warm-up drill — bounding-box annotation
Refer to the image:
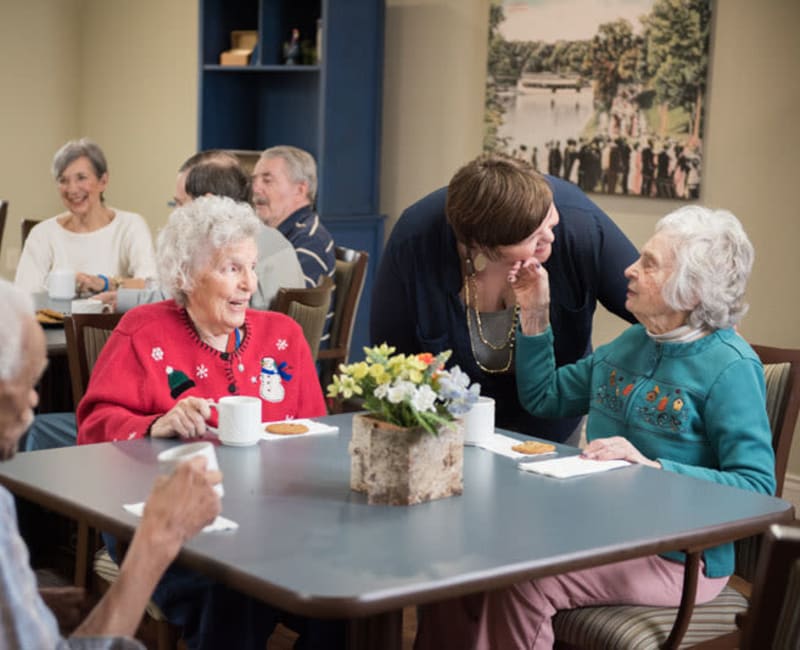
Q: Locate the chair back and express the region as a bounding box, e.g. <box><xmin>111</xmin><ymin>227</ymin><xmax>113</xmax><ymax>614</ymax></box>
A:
<box><xmin>21</xmin><ymin>218</ymin><xmax>40</xmax><ymax>246</ymax></box>
<box><xmin>0</xmin><ymin>200</ymin><xmax>7</xmax><ymax>252</ymax></box>
<box><xmin>733</xmin><ymin>343</ymin><xmax>800</xmax><ymax>584</ymax></box>
<box><xmin>273</xmin><ymin>275</ymin><xmax>333</xmax><ymax>361</ymax></box>
<box><xmin>317</xmin><ymin>247</ymin><xmax>368</xmax><ymax>386</ymax></box>
<box><xmin>751</xmin><ymin>344</ymin><xmax>800</xmax><ymax>497</ymax></box>
<box><xmin>740</xmin><ymin>523</ymin><xmax>800</xmax><ymax>650</ymax></box>
<box><xmin>63</xmin><ymin>312</ymin><xmax>124</xmax><ymax>410</ymax></box>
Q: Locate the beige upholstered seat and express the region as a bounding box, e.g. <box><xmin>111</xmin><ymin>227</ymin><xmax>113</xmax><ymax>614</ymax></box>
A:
<box><xmin>553</xmin><ymin>344</ymin><xmax>800</xmax><ymax>650</ymax></box>
<box><xmin>64</xmin><ymin>312</ymin><xmax>124</xmax><ymax>410</ymax></box>
<box><xmin>318</xmin><ymin>246</ymin><xmax>369</xmax><ymax>391</ymax></box>
<box><xmin>273</xmin><ymin>275</ymin><xmax>334</xmax><ymax>361</ymax></box>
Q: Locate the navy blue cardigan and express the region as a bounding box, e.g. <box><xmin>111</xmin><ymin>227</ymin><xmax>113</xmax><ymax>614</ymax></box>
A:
<box><xmin>370</xmin><ymin>176</ymin><xmax>638</xmax><ymax>442</ymax></box>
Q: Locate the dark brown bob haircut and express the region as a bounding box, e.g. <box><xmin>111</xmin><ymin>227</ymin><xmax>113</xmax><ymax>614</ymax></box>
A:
<box><xmin>445</xmin><ymin>153</ymin><xmax>553</xmax><ymax>253</ymax></box>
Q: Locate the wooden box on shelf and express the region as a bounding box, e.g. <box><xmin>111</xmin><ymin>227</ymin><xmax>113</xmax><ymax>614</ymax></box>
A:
<box><xmin>220</xmin><ymin>30</ymin><xmax>258</xmax><ymax>66</ymax></box>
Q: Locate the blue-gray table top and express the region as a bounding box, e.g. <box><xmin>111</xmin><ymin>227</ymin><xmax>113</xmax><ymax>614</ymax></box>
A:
<box><xmin>0</xmin><ymin>413</ymin><xmax>792</xmax><ymax>617</ymax></box>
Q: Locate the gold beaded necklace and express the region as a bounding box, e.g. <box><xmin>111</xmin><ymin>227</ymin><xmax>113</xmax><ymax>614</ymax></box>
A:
<box><xmin>463</xmin><ymin>266</ymin><xmax>520</xmax><ymax>374</ymax></box>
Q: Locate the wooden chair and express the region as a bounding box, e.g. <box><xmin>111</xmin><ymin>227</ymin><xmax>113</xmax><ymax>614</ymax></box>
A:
<box><xmin>0</xmin><ymin>200</ymin><xmax>7</xmax><ymax>252</ymax></box>
<box><xmin>739</xmin><ymin>523</ymin><xmax>800</xmax><ymax>649</ymax></box>
<box><xmin>553</xmin><ymin>343</ymin><xmax>800</xmax><ymax>649</ymax></box>
<box><xmin>64</xmin><ymin>312</ymin><xmax>179</xmax><ymax>649</ymax></box>
<box><xmin>273</xmin><ymin>275</ymin><xmax>334</xmax><ymax>361</ymax></box>
<box><xmin>21</xmin><ymin>217</ymin><xmax>40</xmax><ymax>246</ymax></box>
<box><xmin>318</xmin><ymin>247</ymin><xmax>369</xmax><ymax>389</ymax></box>
<box><xmin>63</xmin><ymin>313</ymin><xmax>124</xmax><ymax>411</ymax></box>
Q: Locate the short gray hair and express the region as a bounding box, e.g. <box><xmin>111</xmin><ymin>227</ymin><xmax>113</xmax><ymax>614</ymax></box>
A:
<box><xmin>657</xmin><ymin>205</ymin><xmax>754</xmax><ymax>330</ymax></box>
<box><xmin>52</xmin><ymin>138</ymin><xmax>108</xmax><ymax>180</ymax></box>
<box><xmin>260</xmin><ymin>145</ymin><xmax>317</xmax><ymax>204</ymax></box>
<box><xmin>156</xmin><ymin>195</ymin><xmax>261</xmax><ymax>306</ymax></box>
<box><xmin>0</xmin><ymin>279</ymin><xmax>34</xmax><ymax>381</ymax></box>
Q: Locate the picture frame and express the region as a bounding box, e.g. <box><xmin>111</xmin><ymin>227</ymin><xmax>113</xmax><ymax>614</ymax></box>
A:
<box><xmin>484</xmin><ymin>0</ymin><xmax>712</xmax><ymax>200</ymax></box>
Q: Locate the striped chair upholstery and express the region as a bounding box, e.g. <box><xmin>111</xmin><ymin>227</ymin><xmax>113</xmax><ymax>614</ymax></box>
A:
<box><xmin>554</xmin><ymin>587</ymin><xmax>747</xmax><ymax>649</ymax></box>
<box><xmin>553</xmin><ymin>357</ymin><xmax>797</xmax><ymax>649</ymax></box>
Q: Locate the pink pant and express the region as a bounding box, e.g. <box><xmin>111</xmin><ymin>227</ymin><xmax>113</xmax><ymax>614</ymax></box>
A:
<box><xmin>414</xmin><ymin>555</ymin><xmax>728</xmax><ymax>650</ymax></box>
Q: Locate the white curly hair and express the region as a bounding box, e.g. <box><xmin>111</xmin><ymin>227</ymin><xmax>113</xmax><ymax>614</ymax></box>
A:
<box><xmin>657</xmin><ymin>205</ymin><xmax>754</xmax><ymax>330</ymax></box>
<box><xmin>156</xmin><ymin>195</ymin><xmax>261</xmax><ymax>306</ymax></box>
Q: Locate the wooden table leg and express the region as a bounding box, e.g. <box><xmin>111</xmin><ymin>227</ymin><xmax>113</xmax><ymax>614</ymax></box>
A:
<box><xmin>348</xmin><ymin>610</ymin><xmax>403</xmax><ymax>650</ymax></box>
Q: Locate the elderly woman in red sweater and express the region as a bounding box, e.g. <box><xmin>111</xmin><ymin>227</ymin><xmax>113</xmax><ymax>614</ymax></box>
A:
<box><xmin>76</xmin><ymin>195</ymin><xmax>336</xmax><ymax>650</ymax></box>
<box><xmin>77</xmin><ymin>194</ymin><xmax>325</xmax><ymax>444</ymax></box>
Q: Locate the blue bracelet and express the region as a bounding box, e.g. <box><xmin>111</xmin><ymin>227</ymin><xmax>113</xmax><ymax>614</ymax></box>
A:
<box><xmin>98</xmin><ymin>274</ymin><xmax>109</xmax><ymax>292</ymax></box>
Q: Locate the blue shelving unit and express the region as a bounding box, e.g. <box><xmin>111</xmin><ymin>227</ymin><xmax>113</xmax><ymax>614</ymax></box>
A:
<box><xmin>198</xmin><ymin>0</ymin><xmax>385</xmax><ymax>357</ymax></box>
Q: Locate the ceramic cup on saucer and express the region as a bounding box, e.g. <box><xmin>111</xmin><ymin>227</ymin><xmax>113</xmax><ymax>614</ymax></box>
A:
<box><xmin>71</xmin><ymin>298</ymin><xmax>107</xmax><ymax>314</ymax></box>
<box><xmin>157</xmin><ymin>441</ymin><xmax>224</xmax><ymax>497</ymax></box>
<box><xmin>210</xmin><ymin>396</ymin><xmax>262</xmax><ymax>446</ymax></box>
<box><xmin>462</xmin><ymin>396</ymin><xmax>495</xmax><ymax>446</ymax></box>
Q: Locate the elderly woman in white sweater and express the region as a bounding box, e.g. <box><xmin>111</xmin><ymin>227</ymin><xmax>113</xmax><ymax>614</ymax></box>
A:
<box><xmin>14</xmin><ymin>138</ymin><xmax>156</xmax><ymax>295</ymax></box>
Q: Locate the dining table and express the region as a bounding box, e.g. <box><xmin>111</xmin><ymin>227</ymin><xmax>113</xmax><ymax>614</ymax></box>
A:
<box><xmin>0</xmin><ymin>412</ymin><xmax>793</xmax><ymax>649</ymax></box>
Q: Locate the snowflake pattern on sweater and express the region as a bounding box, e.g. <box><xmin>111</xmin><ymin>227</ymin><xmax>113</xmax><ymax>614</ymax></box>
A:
<box><xmin>77</xmin><ymin>301</ymin><xmax>326</xmax><ymax>444</ymax></box>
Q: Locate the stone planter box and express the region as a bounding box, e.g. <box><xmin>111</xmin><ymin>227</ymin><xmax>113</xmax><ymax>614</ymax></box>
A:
<box><xmin>348</xmin><ymin>413</ymin><xmax>464</xmax><ymax>505</ymax></box>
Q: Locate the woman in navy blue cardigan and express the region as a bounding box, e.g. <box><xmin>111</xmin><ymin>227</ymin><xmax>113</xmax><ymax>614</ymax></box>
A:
<box><xmin>370</xmin><ymin>153</ymin><xmax>638</xmax><ymax>443</ymax></box>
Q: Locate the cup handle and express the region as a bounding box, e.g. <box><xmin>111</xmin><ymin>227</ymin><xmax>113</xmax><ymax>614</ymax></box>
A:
<box><xmin>205</xmin><ymin>401</ymin><xmax>219</xmax><ymax>436</ymax></box>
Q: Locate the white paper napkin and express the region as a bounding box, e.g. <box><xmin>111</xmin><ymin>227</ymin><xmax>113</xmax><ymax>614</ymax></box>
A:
<box><xmin>472</xmin><ymin>433</ymin><xmax>558</xmax><ymax>460</ymax></box>
<box><xmin>519</xmin><ymin>455</ymin><xmax>631</xmax><ymax>478</ymax></box>
<box><xmin>123</xmin><ymin>502</ymin><xmax>239</xmax><ymax>532</ymax></box>
<box><xmin>261</xmin><ymin>419</ymin><xmax>339</xmax><ymax>441</ymax></box>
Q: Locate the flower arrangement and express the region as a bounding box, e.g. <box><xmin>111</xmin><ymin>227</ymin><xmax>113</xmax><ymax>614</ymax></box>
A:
<box><xmin>327</xmin><ymin>344</ymin><xmax>480</xmax><ymax>434</ymax></box>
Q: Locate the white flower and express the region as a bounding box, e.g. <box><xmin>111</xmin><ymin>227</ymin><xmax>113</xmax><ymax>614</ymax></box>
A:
<box><xmin>151</xmin><ymin>347</ymin><xmax>164</xmax><ymax>361</ymax></box>
<box><xmin>196</xmin><ymin>364</ymin><xmax>208</xmax><ymax>379</ymax></box>
<box><xmin>276</xmin><ymin>338</ymin><xmax>288</xmax><ymax>350</ymax></box>
<box><xmin>387</xmin><ymin>380</ymin><xmax>414</xmax><ymax>404</ymax></box>
<box><xmin>411</xmin><ymin>384</ymin><xmax>438</xmax><ymax>413</ymax></box>
<box><xmin>374</xmin><ymin>383</ymin><xmax>389</xmax><ymax>399</ymax></box>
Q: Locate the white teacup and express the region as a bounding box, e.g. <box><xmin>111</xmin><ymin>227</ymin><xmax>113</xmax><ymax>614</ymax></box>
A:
<box><xmin>462</xmin><ymin>396</ymin><xmax>496</xmax><ymax>445</ymax></box>
<box><xmin>71</xmin><ymin>298</ymin><xmax>106</xmax><ymax>314</ymax></box>
<box><xmin>47</xmin><ymin>269</ymin><xmax>76</xmax><ymax>300</ymax></box>
<box><xmin>210</xmin><ymin>396</ymin><xmax>261</xmax><ymax>447</ymax></box>
<box><xmin>157</xmin><ymin>441</ymin><xmax>224</xmax><ymax>497</ymax></box>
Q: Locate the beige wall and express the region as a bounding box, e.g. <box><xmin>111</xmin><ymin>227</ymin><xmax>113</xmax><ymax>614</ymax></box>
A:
<box><xmin>2</xmin><ymin>0</ymin><xmax>800</xmax><ymax>477</ymax></box>
<box><xmin>78</xmin><ymin>0</ymin><xmax>198</xmax><ymax>231</ymax></box>
<box><xmin>0</xmin><ymin>0</ymin><xmax>196</xmax><ymax>277</ymax></box>
<box><xmin>0</xmin><ymin>0</ymin><xmax>82</xmax><ymax>275</ymax></box>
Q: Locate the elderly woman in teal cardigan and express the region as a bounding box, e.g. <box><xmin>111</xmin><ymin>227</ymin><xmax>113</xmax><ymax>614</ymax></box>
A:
<box><xmin>415</xmin><ymin>205</ymin><xmax>775</xmax><ymax>649</ymax></box>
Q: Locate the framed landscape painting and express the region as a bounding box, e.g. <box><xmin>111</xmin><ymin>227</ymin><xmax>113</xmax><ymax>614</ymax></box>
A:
<box><xmin>484</xmin><ymin>0</ymin><xmax>712</xmax><ymax>199</ymax></box>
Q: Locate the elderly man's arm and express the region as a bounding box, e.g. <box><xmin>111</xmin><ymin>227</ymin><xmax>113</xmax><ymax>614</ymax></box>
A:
<box><xmin>72</xmin><ymin>457</ymin><xmax>221</xmax><ymax>638</ymax></box>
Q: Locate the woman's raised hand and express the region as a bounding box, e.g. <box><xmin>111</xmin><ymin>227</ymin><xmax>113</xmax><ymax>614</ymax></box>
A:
<box><xmin>150</xmin><ymin>397</ymin><xmax>213</xmax><ymax>439</ymax></box>
<box><xmin>508</xmin><ymin>258</ymin><xmax>550</xmax><ymax>335</ymax></box>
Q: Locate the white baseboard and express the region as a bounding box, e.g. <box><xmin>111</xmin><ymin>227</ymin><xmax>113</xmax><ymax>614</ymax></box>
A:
<box><xmin>782</xmin><ymin>472</ymin><xmax>800</xmax><ymax>514</ymax></box>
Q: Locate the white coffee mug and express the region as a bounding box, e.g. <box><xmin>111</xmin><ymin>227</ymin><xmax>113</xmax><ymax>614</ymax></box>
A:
<box><xmin>462</xmin><ymin>396</ymin><xmax>496</xmax><ymax>445</ymax></box>
<box><xmin>70</xmin><ymin>298</ymin><xmax>106</xmax><ymax>314</ymax></box>
<box><xmin>210</xmin><ymin>396</ymin><xmax>261</xmax><ymax>447</ymax></box>
<box><xmin>157</xmin><ymin>441</ymin><xmax>224</xmax><ymax>497</ymax></box>
<box><xmin>47</xmin><ymin>269</ymin><xmax>76</xmax><ymax>300</ymax></box>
